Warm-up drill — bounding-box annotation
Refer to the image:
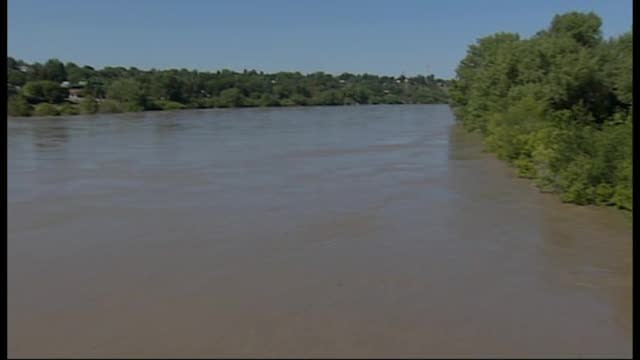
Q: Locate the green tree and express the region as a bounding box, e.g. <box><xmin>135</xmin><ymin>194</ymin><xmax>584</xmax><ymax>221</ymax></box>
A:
<box><xmin>106</xmin><ymin>79</ymin><xmax>147</xmax><ymax>111</ymax></box>
<box><xmin>7</xmin><ymin>57</ymin><xmax>450</xmax><ymax>115</ymax></box>
<box><xmin>22</xmin><ymin>81</ymin><xmax>68</xmax><ymax>103</ymax></box>
<box><xmin>218</xmin><ymin>88</ymin><xmax>246</xmax><ymax>107</ymax></box>
<box><xmin>7</xmin><ymin>96</ymin><xmax>32</xmax><ymax>116</ymax></box>
<box><xmin>549</xmin><ymin>11</ymin><xmax>602</xmax><ymax>47</ymax></box>
<box><xmin>8</xmin><ymin>69</ymin><xmax>26</xmax><ymax>87</ymax></box>
<box><xmin>42</xmin><ymin>59</ymin><xmax>67</xmax><ymax>82</ymax></box>
<box><xmin>450</xmin><ymin>11</ymin><xmax>632</xmax><ymax>210</ymax></box>
<box><xmin>259</xmin><ymin>93</ymin><xmax>281</xmax><ymax>107</ymax></box>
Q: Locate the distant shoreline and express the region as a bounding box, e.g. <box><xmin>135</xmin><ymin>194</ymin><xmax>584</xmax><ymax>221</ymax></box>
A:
<box><xmin>8</xmin><ymin>57</ymin><xmax>451</xmax><ymax>118</ymax></box>
<box><xmin>7</xmin><ymin>102</ymin><xmax>452</xmax><ymax>120</ymax></box>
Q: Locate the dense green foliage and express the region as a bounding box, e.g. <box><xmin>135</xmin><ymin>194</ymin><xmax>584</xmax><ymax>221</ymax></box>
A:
<box><xmin>7</xmin><ymin>58</ymin><xmax>449</xmax><ymax>116</ymax></box>
<box><xmin>7</xmin><ymin>96</ymin><xmax>31</xmax><ymax>116</ymax></box>
<box><xmin>33</xmin><ymin>103</ymin><xmax>61</xmax><ymax>116</ymax></box>
<box><xmin>22</xmin><ymin>80</ymin><xmax>68</xmax><ymax>103</ymax></box>
<box><xmin>450</xmin><ymin>12</ymin><xmax>632</xmax><ymax>210</ymax></box>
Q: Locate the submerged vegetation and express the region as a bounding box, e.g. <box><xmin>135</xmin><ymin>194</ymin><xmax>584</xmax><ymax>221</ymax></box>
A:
<box><xmin>450</xmin><ymin>12</ymin><xmax>632</xmax><ymax>211</ymax></box>
<box><xmin>7</xmin><ymin>57</ymin><xmax>449</xmax><ymax>116</ymax></box>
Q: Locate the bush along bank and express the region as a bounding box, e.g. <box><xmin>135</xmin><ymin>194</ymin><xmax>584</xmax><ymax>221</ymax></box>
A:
<box><xmin>449</xmin><ymin>12</ymin><xmax>632</xmax><ymax>210</ymax></box>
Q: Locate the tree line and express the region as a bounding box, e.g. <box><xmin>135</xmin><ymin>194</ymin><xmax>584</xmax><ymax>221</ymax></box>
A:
<box><xmin>450</xmin><ymin>12</ymin><xmax>632</xmax><ymax>210</ymax></box>
<box><xmin>7</xmin><ymin>58</ymin><xmax>450</xmax><ymax>117</ymax></box>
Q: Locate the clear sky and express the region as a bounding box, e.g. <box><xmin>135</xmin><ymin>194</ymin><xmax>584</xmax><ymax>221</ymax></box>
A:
<box><xmin>8</xmin><ymin>0</ymin><xmax>632</xmax><ymax>79</ymax></box>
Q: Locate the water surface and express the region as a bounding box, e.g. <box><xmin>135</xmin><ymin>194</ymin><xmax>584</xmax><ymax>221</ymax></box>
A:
<box><xmin>8</xmin><ymin>105</ymin><xmax>632</xmax><ymax>358</ymax></box>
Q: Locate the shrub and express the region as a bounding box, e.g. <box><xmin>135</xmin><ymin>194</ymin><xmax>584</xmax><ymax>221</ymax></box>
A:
<box><xmin>59</xmin><ymin>103</ymin><xmax>79</xmax><ymax>116</ymax></box>
<box><xmin>155</xmin><ymin>100</ymin><xmax>186</xmax><ymax>110</ymax></box>
<box><xmin>33</xmin><ymin>103</ymin><xmax>60</xmax><ymax>116</ymax></box>
<box><xmin>98</xmin><ymin>99</ymin><xmax>125</xmax><ymax>113</ymax></box>
<box><xmin>79</xmin><ymin>97</ymin><xmax>99</xmax><ymax>114</ymax></box>
<box><xmin>8</xmin><ymin>96</ymin><xmax>32</xmax><ymax>116</ymax></box>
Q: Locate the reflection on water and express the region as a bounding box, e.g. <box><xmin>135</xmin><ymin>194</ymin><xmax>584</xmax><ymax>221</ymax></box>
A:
<box><xmin>445</xmin><ymin>123</ymin><xmax>632</xmax><ymax>356</ymax></box>
<box><xmin>8</xmin><ymin>105</ymin><xmax>632</xmax><ymax>357</ymax></box>
<box><xmin>538</xmin><ymin>202</ymin><xmax>632</xmax><ymax>337</ymax></box>
<box><xmin>33</xmin><ymin>123</ymin><xmax>70</xmax><ymax>151</ymax></box>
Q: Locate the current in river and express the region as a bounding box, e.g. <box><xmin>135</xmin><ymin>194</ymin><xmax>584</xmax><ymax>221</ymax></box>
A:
<box><xmin>7</xmin><ymin>105</ymin><xmax>632</xmax><ymax>357</ymax></box>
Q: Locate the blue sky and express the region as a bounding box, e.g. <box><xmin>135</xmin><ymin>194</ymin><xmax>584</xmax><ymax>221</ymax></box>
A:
<box><xmin>8</xmin><ymin>0</ymin><xmax>632</xmax><ymax>79</ymax></box>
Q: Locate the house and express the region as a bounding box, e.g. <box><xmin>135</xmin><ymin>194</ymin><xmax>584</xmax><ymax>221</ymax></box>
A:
<box><xmin>68</xmin><ymin>88</ymin><xmax>84</xmax><ymax>102</ymax></box>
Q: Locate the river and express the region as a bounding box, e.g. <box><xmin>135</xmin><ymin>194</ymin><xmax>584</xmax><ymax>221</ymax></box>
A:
<box><xmin>7</xmin><ymin>105</ymin><xmax>632</xmax><ymax>357</ymax></box>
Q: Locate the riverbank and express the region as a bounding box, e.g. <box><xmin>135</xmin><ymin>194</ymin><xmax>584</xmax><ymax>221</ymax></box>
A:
<box><xmin>7</xmin><ymin>101</ymin><xmax>450</xmax><ymax>119</ymax></box>
<box><xmin>9</xmin><ymin>97</ymin><xmax>454</xmax><ymax>118</ymax></box>
<box><xmin>449</xmin><ymin>12</ymin><xmax>632</xmax><ymax>211</ymax></box>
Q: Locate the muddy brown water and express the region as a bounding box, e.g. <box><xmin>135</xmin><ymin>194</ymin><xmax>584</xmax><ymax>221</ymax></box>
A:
<box><xmin>7</xmin><ymin>105</ymin><xmax>632</xmax><ymax>358</ymax></box>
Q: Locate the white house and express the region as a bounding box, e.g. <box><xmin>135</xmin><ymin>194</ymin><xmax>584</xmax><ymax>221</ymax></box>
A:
<box><xmin>68</xmin><ymin>88</ymin><xmax>84</xmax><ymax>102</ymax></box>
